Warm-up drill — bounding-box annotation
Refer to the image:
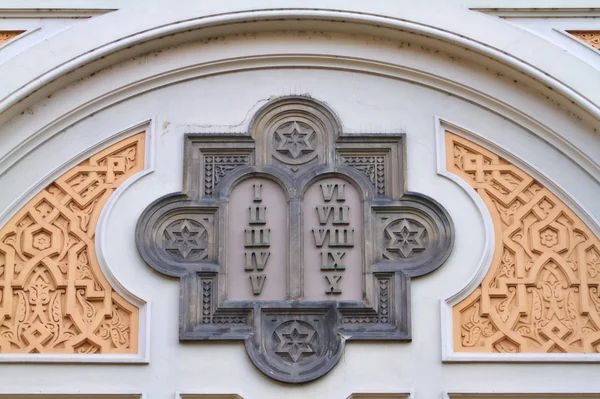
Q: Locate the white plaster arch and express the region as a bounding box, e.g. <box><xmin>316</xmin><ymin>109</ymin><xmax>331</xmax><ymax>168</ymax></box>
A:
<box><xmin>1</xmin><ymin>30</ymin><xmax>599</xmax><ymax>199</ymax></box>
<box><xmin>1</xmin><ymin>2</ymin><xmax>600</xmax><ymax>112</ymax></box>
<box><xmin>0</xmin><ymin>3</ymin><xmax>599</xmax><ymax>184</ymax></box>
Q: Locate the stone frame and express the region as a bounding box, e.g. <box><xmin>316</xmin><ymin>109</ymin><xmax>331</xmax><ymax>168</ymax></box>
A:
<box><xmin>136</xmin><ymin>96</ymin><xmax>454</xmax><ymax>383</ymax></box>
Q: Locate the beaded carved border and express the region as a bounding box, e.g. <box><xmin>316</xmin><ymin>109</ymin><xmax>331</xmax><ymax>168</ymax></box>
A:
<box><xmin>0</xmin><ymin>133</ymin><xmax>144</xmax><ymax>354</ymax></box>
<box><xmin>448</xmin><ymin>132</ymin><xmax>600</xmax><ymax>353</ymax></box>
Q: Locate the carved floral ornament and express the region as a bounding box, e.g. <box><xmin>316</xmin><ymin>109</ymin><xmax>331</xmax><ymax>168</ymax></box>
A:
<box><xmin>447</xmin><ymin>132</ymin><xmax>600</xmax><ymax>354</ymax></box>
<box><xmin>0</xmin><ymin>134</ymin><xmax>144</xmax><ymax>355</ymax></box>
<box><xmin>136</xmin><ymin>96</ymin><xmax>454</xmax><ymax>383</ymax></box>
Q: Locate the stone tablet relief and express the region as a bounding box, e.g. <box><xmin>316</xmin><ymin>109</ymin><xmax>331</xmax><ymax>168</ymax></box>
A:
<box><xmin>304</xmin><ymin>177</ymin><xmax>362</xmax><ymax>301</ymax></box>
<box><xmin>136</xmin><ymin>96</ymin><xmax>454</xmax><ymax>383</ymax></box>
<box><xmin>227</xmin><ymin>178</ymin><xmax>287</xmax><ymax>301</ymax></box>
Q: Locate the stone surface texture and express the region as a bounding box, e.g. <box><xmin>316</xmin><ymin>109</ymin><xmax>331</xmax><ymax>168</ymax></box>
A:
<box><xmin>136</xmin><ymin>97</ymin><xmax>453</xmax><ymax>383</ymax></box>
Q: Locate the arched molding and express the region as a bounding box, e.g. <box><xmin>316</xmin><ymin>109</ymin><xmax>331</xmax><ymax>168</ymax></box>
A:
<box><xmin>1</xmin><ymin>3</ymin><xmax>599</xmax><ymax>116</ymax></box>
<box><xmin>1</xmin><ymin>50</ymin><xmax>599</xmax><ymax>191</ymax></box>
<box><xmin>0</xmin><ymin>5</ymin><xmax>599</xmax><ymax>190</ymax></box>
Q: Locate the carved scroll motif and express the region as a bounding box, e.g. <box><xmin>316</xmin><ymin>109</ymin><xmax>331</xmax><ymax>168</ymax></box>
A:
<box><xmin>448</xmin><ymin>132</ymin><xmax>600</xmax><ymax>353</ymax></box>
<box><xmin>0</xmin><ymin>134</ymin><xmax>144</xmax><ymax>354</ymax></box>
<box><xmin>567</xmin><ymin>31</ymin><xmax>600</xmax><ymax>51</ymax></box>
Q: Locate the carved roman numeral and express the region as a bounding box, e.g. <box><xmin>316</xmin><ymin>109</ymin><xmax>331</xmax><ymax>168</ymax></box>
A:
<box><xmin>249</xmin><ymin>274</ymin><xmax>266</xmax><ymax>295</ymax></box>
<box><xmin>316</xmin><ymin>205</ymin><xmax>349</xmax><ymax>225</ymax></box>
<box><xmin>248</xmin><ymin>205</ymin><xmax>267</xmax><ymax>225</ymax></box>
<box><xmin>253</xmin><ymin>184</ymin><xmax>262</xmax><ymax>202</ymax></box>
<box><xmin>320</xmin><ymin>251</ymin><xmax>345</xmax><ymax>270</ymax></box>
<box><xmin>312</xmin><ymin>228</ymin><xmax>327</xmax><ymax>247</ymax></box>
<box><xmin>312</xmin><ymin>228</ymin><xmax>354</xmax><ymax>247</ymax></box>
<box><xmin>325</xmin><ymin>274</ymin><xmax>342</xmax><ymax>294</ymax></box>
<box><xmin>320</xmin><ymin>183</ymin><xmax>345</xmax><ymax>202</ymax></box>
<box><xmin>245</xmin><ymin>228</ymin><xmax>270</xmax><ymax>247</ymax></box>
<box><xmin>245</xmin><ymin>251</ymin><xmax>271</xmax><ymax>271</ymax></box>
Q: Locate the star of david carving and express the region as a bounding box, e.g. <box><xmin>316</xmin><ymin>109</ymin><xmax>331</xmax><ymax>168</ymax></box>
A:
<box><xmin>275</xmin><ymin>321</ymin><xmax>316</xmax><ymax>363</ymax></box>
<box><xmin>164</xmin><ymin>219</ymin><xmax>206</xmax><ymax>258</ymax></box>
<box><xmin>275</xmin><ymin>121</ymin><xmax>314</xmax><ymax>159</ymax></box>
<box><xmin>386</xmin><ymin>219</ymin><xmax>426</xmax><ymax>258</ymax></box>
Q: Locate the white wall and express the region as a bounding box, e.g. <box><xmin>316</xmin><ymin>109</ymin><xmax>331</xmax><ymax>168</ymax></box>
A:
<box><xmin>490</xmin><ymin>13</ymin><xmax>600</xmax><ymax>70</ymax></box>
<box><xmin>0</xmin><ymin>3</ymin><xmax>599</xmax><ymax>399</ymax></box>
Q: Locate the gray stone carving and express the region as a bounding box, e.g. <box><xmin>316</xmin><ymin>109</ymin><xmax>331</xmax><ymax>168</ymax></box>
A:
<box><xmin>163</xmin><ymin>219</ymin><xmax>208</xmax><ymax>260</ymax></box>
<box><xmin>341</xmin><ymin>155</ymin><xmax>386</xmax><ymax>195</ymax></box>
<box><xmin>384</xmin><ymin>218</ymin><xmax>427</xmax><ymax>259</ymax></box>
<box><xmin>274</xmin><ymin>320</ymin><xmax>317</xmax><ymax>363</ymax></box>
<box><xmin>274</xmin><ymin>121</ymin><xmax>316</xmax><ymax>162</ymax></box>
<box><xmin>136</xmin><ymin>96</ymin><xmax>454</xmax><ymax>383</ymax></box>
<box><xmin>203</xmin><ymin>155</ymin><xmax>249</xmax><ymax>196</ymax></box>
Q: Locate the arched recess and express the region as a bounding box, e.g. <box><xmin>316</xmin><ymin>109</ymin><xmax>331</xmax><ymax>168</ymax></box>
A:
<box><xmin>0</xmin><ymin>121</ymin><xmax>151</xmax><ymax>362</ymax></box>
<box><xmin>439</xmin><ymin>119</ymin><xmax>600</xmax><ymax>361</ymax></box>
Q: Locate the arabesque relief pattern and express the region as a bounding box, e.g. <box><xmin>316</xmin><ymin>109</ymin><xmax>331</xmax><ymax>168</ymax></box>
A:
<box><xmin>0</xmin><ymin>134</ymin><xmax>144</xmax><ymax>354</ymax></box>
<box><xmin>567</xmin><ymin>31</ymin><xmax>600</xmax><ymax>51</ymax></box>
<box><xmin>0</xmin><ymin>31</ymin><xmax>23</xmax><ymax>46</ymax></box>
<box><xmin>448</xmin><ymin>132</ymin><xmax>600</xmax><ymax>353</ymax></box>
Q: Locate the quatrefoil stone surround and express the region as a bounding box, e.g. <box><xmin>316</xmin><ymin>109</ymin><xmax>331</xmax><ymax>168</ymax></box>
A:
<box><xmin>136</xmin><ymin>96</ymin><xmax>454</xmax><ymax>383</ymax></box>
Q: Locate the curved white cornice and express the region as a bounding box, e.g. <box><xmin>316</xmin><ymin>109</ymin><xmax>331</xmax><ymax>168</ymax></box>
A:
<box><xmin>1</xmin><ymin>45</ymin><xmax>598</xmax><ymax>192</ymax></box>
<box><xmin>0</xmin><ymin>2</ymin><xmax>599</xmax><ymax>119</ymax></box>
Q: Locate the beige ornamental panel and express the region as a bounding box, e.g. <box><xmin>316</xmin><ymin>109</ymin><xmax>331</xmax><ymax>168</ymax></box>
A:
<box><xmin>0</xmin><ymin>31</ymin><xmax>24</xmax><ymax>46</ymax></box>
<box><xmin>448</xmin><ymin>132</ymin><xmax>600</xmax><ymax>353</ymax></box>
<box><xmin>0</xmin><ymin>133</ymin><xmax>144</xmax><ymax>354</ymax></box>
<box><xmin>567</xmin><ymin>31</ymin><xmax>600</xmax><ymax>51</ymax></box>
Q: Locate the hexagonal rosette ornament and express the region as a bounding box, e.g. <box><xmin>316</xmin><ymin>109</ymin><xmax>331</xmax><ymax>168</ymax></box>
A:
<box><xmin>136</xmin><ymin>97</ymin><xmax>454</xmax><ymax>383</ymax></box>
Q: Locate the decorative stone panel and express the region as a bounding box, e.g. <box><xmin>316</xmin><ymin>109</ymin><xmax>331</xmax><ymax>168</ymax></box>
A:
<box><xmin>0</xmin><ymin>134</ymin><xmax>144</xmax><ymax>354</ymax></box>
<box><xmin>448</xmin><ymin>132</ymin><xmax>600</xmax><ymax>353</ymax></box>
<box><xmin>567</xmin><ymin>31</ymin><xmax>600</xmax><ymax>51</ymax></box>
<box><xmin>137</xmin><ymin>97</ymin><xmax>454</xmax><ymax>383</ymax></box>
